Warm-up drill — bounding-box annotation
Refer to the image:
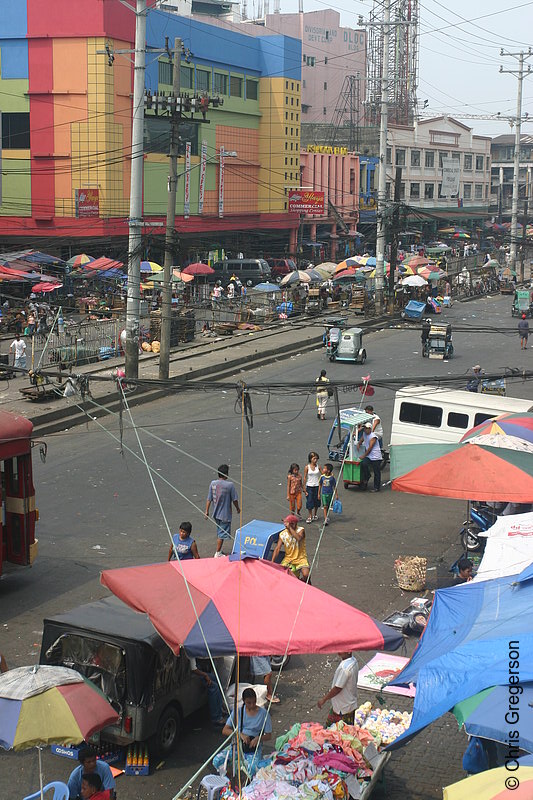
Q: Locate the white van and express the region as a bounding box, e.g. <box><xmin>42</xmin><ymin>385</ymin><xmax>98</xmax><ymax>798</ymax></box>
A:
<box><xmin>390</xmin><ymin>385</ymin><xmax>533</xmax><ymax>445</ymax></box>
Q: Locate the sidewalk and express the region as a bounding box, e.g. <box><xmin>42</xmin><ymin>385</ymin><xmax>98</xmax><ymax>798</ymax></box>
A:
<box><xmin>3</xmin><ymin>312</ymin><xmax>380</xmax><ymax>435</ymax></box>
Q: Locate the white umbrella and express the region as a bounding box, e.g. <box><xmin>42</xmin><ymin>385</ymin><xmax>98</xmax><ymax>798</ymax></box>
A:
<box><xmin>401</xmin><ymin>275</ymin><xmax>427</xmax><ymax>287</ymax></box>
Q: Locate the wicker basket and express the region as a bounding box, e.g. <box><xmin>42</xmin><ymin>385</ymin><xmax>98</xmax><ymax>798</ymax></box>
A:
<box><xmin>394</xmin><ymin>556</ymin><xmax>427</xmax><ymax>591</ymax></box>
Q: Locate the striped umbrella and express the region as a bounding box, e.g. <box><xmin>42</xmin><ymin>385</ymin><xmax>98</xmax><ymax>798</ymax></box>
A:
<box><xmin>335</xmin><ymin>257</ymin><xmax>362</xmax><ymax>274</ymax></box>
<box><xmin>280</xmin><ymin>270</ymin><xmax>312</xmax><ymax>286</ymax></box>
<box><xmin>66</xmin><ymin>253</ymin><xmax>94</xmax><ymax>269</ymax></box>
<box><xmin>140</xmin><ymin>260</ymin><xmax>163</xmax><ymax>274</ymax></box>
<box><xmin>461</xmin><ymin>412</ymin><xmax>533</xmax><ymax>446</ymax></box>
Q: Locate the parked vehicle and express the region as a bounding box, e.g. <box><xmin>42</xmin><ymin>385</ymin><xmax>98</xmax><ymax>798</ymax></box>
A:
<box><xmin>511</xmin><ymin>289</ymin><xmax>533</xmax><ymax>317</ymax></box>
<box><xmin>211</xmin><ymin>258</ymin><xmax>272</xmax><ymax>286</ymax></box>
<box><xmin>390</xmin><ymin>386</ymin><xmax>533</xmax><ymax>446</ymax></box>
<box><xmin>401</xmin><ymin>300</ymin><xmax>426</xmax><ymax>322</ymax></box>
<box><xmin>329</xmin><ymin>327</ymin><xmax>366</xmax><ymax>364</ymax></box>
<box><xmin>40</xmin><ymin>596</ymin><xmax>222</xmax><ymax>755</ymax></box>
<box><xmin>460</xmin><ymin>503</ymin><xmax>497</xmax><ymax>552</ymax></box>
<box><xmin>422</xmin><ymin>323</ymin><xmax>453</xmax><ymax>359</ymax></box>
<box><xmin>267</xmin><ymin>258</ymin><xmax>297</xmax><ymax>282</ymax></box>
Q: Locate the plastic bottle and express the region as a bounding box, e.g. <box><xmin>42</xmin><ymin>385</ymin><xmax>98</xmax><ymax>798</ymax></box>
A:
<box><xmin>58</xmin><ymin>313</ymin><xmax>64</xmax><ymax>334</ymax></box>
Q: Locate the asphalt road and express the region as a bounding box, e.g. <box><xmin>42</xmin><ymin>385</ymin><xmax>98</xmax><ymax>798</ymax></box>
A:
<box><xmin>1</xmin><ymin>292</ymin><xmax>529</xmax><ymax>799</ymax></box>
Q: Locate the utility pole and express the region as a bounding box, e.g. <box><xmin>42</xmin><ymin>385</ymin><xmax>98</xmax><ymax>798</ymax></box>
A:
<box><xmin>159</xmin><ymin>38</ymin><xmax>182</xmax><ymax>381</ymax></box>
<box><xmin>374</xmin><ymin>0</ymin><xmax>390</xmax><ymax>315</ymax></box>
<box><xmin>500</xmin><ymin>48</ymin><xmax>532</xmax><ymax>283</ymax></box>
<box><xmin>387</xmin><ymin>167</ymin><xmax>402</xmax><ymax>312</ymax></box>
<box><xmin>520</xmin><ymin>199</ymin><xmax>528</xmax><ymax>281</ymax></box>
<box><xmin>125</xmin><ymin>0</ymin><xmax>147</xmax><ymax>380</ymax></box>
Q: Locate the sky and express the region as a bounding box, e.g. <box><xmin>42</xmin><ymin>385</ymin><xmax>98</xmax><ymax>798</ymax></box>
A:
<box><xmin>271</xmin><ymin>0</ymin><xmax>533</xmax><ymax>137</ymax></box>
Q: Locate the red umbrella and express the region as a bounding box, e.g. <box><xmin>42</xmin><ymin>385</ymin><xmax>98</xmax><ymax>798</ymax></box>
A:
<box><xmin>101</xmin><ymin>556</ymin><xmax>402</xmax><ymax>657</ymax></box>
<box><xmin>181</xmin><ymin>262</ymin><xmax>215</xmax><ymax>276</ymax></box>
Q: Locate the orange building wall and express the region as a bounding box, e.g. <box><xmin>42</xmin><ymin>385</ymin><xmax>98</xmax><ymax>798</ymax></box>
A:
<box><xmin>215</xmin><ymin>125</ymin><xmax>259</xmax><ymax>215</ymax></box>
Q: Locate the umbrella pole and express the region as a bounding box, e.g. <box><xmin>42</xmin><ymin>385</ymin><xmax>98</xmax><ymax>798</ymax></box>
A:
<box><xmin>38</xmin><ymin>745</ymin><xmax>44</xmax><ymax>800</ymax></box>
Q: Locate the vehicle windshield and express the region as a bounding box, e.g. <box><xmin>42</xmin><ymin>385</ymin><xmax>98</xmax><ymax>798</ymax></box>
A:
<box><xmin>45</xmin><ymin>634</ymin><xmax>126</xmax><ymax>710</ymax></box>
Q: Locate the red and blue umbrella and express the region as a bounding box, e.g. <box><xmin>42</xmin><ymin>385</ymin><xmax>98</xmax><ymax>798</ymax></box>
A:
<box><xmin>66</xmin><ymin>253</ymin><xmax>94</xmax><ymax>270</ymax></box>
<box><xmin>101</xmin><ymin>555</ymin><xmax>402</xmax><ymax>657</ymax></box>
<box><xmin>461</xmin><ymin>412</ymin><xmax>533</xmax><ymax>447</ymax></box>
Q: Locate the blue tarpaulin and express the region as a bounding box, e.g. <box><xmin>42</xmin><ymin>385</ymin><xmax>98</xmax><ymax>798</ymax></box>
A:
<box><xmin>386</xmin><ymin>569</ymin><xmax>533</xmax><ymax>749</ymax></box>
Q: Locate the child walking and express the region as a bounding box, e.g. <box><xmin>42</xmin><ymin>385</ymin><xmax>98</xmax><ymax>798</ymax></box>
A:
<box><xmin>318</xmin><ymin>463</ymin><xmax>336</xmax><ymax>526</ymax></box>
<box><xmin>287</xmin><ymin>463</ymin><xmax>303</xmax><ymax>516</ymax></box>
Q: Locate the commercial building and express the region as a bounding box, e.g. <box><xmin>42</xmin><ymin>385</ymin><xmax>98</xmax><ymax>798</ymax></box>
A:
<box><xmin>0</xmin><ymin>1</ymin><xmax>301</xmax><ymax>259</ymax></box>
<box><xmin>386</xmin><ymin>117</ymin><xmax>491</xmax><ymax>225</ymax></box>
<box><xmin>490</xmin><ymin>133</ymin><xmax>533</xmax><ymax>217</ymax></box>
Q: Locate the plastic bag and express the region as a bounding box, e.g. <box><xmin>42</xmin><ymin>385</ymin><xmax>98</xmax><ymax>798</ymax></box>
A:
<box><xmin>462</xmin><ymin>736</ymin><xmax>489</xmax><ymax>774</ymax></box>
<box><xmin>332</xmin><ymin>499</ymin><xmax>342</xmax><ymax>514</ymax></box>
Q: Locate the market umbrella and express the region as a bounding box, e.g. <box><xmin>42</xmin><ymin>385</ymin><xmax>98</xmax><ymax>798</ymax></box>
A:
<box><xmin>452</xmin><ymin>231</ymin><xmax>470</xmax><ymax>239</ymax></box>
<box><xmin>66</xmin><ymin>254</ymin><xmax>94</xmax><ymax>269</ymax></box>
<box><xmin>305</xmin><ymin>269</ymin><xmax>325</xmax><ymax>283</ymax></box>
<box><xmin>252</xmin><ymin>282</ymin><xmax>281</xmax><ymax>292</ymax></box>
<box><xmin>32</xmin><ymin>282</ymin><xmax>63</xmax><ymax>293</ymax></box>
<box><xmin>335</xmin><ymin>257</ymin><xmax>362</xmax><ymax>274</ymax></box>
<box><xmin>280</xmin><ymin>270</ymin><xmax>312</xmax><ymax>286</ymax></box>
<box><xmin>404</xmin><ymin>255</ymin><xmax>429</xmax><ymax>268</ymax></box>
<box><xmin>181</xmin><ymin>262</ymin><xmax>215</xmax><ymax>276</ymax></box>
<box><xmin>101</xmin><ymin>556</ymin><xmax>403</xmax><ymax>657</ymax></box>
<box><xmin>453</xmin><ymin>683</ymin><xmax>533</xmax><ymax>753</ymax></box>
<box><xmin>443</xmin><ymin>765</ymin><xmax>533</xmax><ymax>799</ymax></box>
<box><xmin>0</xmin><ymin>665</ymin><xmax>118</xmax><ymax>798</ymax></box>
<box><xmin>461</xmin><ymin>412</ymin><xmax>533</xmax><ymax>446</ymax></box>
<box><xmin>315</xmin><ymin>262</ymin><xmax>337</xmax><ymax>274</ymax></box>
<box><xmin>390</xmin><ymin>435</ymin><xmax>533</xmax><ymax>502</ymax></box>
<box><xmin>401</xmin><ymin>275</ymin><xmax>427</xmax><ymax>287</ymax></box>
<box><xmin>149</xmin><ymin>269</ymin><xmax>193</xmax><ymax>284</ymax></box>
<box><xmin>502</xmin><ymin>267</ymin><xmax>517</xmax><ymax>278</ymax></box>
<box><xmin>140</xmin><ymin>260</ymin><xmax>163</xmax><ymax>274</ymax></box>
<box><xmin>399</xmin><ymin>264</ymin><xmax>415</xmax><ymax>276</ymax></box>
<box><xmin>483</xmin><ymin>259</ymin><xmax>501</xmax><ymax>269</ymax></box>
<box><xmin>312</xmin><ymin>265</ymin><xmax>336</xmax><ymax>279</ymax></box>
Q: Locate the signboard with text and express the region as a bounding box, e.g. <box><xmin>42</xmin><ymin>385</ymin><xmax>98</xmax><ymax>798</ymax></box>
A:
<box><xmin>288</xmin><ymin>190</ymin><xmax>325</xmax><ymax>215</ymax></box>
<box><xmin>441</xmin><ymin>158</ymin><xmax>460</xmax><ymax>198</ymax></box>
<box><xmin>75</xmin><ymin>188</ymin><xmax>99</xmax><ymax>218</ymax></box>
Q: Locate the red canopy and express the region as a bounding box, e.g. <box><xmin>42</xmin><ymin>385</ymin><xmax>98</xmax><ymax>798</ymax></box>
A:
<box><xmin>82</xmin><ymin>257</ymin><xmax>123</xmax><ymax>272</ymax></box>
<box><xmin>32</xmin><ymin>282</ymin><xmax>63</xmax><ymax>293</ymax></box>
<box><xmin>101</xmin><ymin>556</ymin><xmax>402</xmax><ymax>657</ymax></box>
<box><xmin>182</xmin><ymin>262</ymin><xmax>215</xmax><ymax>276</ymax></box>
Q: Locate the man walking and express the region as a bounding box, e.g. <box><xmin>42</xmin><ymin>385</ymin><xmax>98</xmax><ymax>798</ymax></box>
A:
<box><xmin>205</xmin><ymin>464</ymin><xmax>241</xmax><ymax>557</ymax></box>
<box><xmin>9</xmin><ymin>333</ymin><xmax>26</xmax><ymax>373</ymax></box>
<box><xmin>519</xmin><ymin>313</ymin><xmax>529</xmax><ymax>349</ymax></box>
<box><xmin>317</xmin><ymin>652</ymin><xmax>359</xmax><ymax>726</ymax></box>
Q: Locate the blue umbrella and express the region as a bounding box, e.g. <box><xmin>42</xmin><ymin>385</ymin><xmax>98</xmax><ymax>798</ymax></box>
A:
<box><xmin>365</xmin><ymin>256</ymin><xmax>377</xmax><ymax>267</ymax></box>
<box><xmin>454</xmin><ymin>684</ymin><xmax>533</xmax><ymax>753</ymax></box>
<box><xmin>253</xmin><ymin>282</ymin><xmax>281</xmax><ymax>292</ymax></box>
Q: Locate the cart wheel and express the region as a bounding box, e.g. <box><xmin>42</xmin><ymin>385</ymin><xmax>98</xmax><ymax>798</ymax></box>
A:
<box><xmin>422</xmin><ymin>347</ymin><xmax>428</xmax><ymax>358</ymax></box>
<box><xmin>329</xmin><ymin>355</ymin><xmax>335</xmax><ymax>362</ymax></box>
<box><xmin>344</xmin><ymin>481</ymin><xmax>349</xmax><ymax>490</ymax></box>
<box><xmin>359</xmin><ymin>350</ymin><xmax>367</xmax><ymax>364</ymax></box>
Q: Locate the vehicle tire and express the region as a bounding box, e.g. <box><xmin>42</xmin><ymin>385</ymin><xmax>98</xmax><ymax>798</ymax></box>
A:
<box><xmin>344</xmin><ymin>481</ymin><xmax>349</xmax><ymax>490</ymax></box>
<box><xmin>329</xmin><ymin>355</ymin><xmax>335</xmax><ymax>362</ymax></box>
<box><xmin>276</xmin><ymin>275</ymin><xmax>282</xmax><ymax>283</ymax></box>
<box><xmin>154</xmin><ymin>706</ymin><xmax>181</xmax><ymax>756</ymax></box>
<box><xmin>461</xmin><ymin>523</ymin><xmax>482</xmax><ymax>552</ymax></box>
<box><xmin>380</xmin><ymin>450</ymin><xmax>389</xmax><ymax>470</ymax></box>
<box><xmin>271</xmin><ymin>654</ymin><xmax>291</xmax><ymax>671</ymax></box>
<box><xmin>359</xmin><ymin>350</ymin><xmax>367</xmax><ymax>364</ymax></box>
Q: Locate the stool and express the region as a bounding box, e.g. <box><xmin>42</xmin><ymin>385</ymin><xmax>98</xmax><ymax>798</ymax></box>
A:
<box><xmin>197</xmin><ymin>774</ymin><xmax>230</xmax><ymax>800</ymax></box>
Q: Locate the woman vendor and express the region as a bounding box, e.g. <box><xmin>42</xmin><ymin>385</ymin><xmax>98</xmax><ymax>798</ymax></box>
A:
<box><xmin>214</xmin><ymin>688</ymin><xmax>272</xmax><ymax>776</ymax></box>
<box><xmin>272</xmin><ymin>514</ymin><xmax>310</xmax><ymax>582</ymax></box>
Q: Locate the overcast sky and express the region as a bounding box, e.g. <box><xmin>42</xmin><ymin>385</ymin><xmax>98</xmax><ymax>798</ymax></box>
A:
<box><xmin>275</xmin><ymin>0</ymin><xmax>533</xmax><ymax>137</ymax></box>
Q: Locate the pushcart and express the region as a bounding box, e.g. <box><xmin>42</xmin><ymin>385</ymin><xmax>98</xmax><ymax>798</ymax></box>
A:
<box><xmin>401</xmin><ymin>300</ymin><xmax>426</xmax><ymax>321</ymax></box>
<box><xmin>325</xmin><ymin>408</ymin><xmax>374</xmax><ymax>486</ymax></box>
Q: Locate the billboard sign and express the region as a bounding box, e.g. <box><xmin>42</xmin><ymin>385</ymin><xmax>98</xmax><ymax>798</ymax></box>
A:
<box><xmin>75</xmin><ymin>188</ymin><xmax>99</xmax><ymax>218</ymax></box>
<box><xmin>288</xmin><ymin>190</ymin><xmax>325</xmax><ymax>214</ymax></box>
<box><xmin>441</xmin><ymin>158</ymin><xmax>461</xmax><ymax>198</ymax></box>
<box><xmin>184</xmin><ymin>142</ymin><xmax>191</xmax><ymax>218</ymax></box>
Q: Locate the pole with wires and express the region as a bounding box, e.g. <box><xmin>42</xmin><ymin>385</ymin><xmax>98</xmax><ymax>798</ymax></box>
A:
<box><xmin>374</xmin><ymin>0</ymin><xmax>390</xmax><ymax>316</ymax></box>
<box><xmin>125</xmin><ymin>0</ymin><xmax>147</xmax><ymax>380</ymax></box>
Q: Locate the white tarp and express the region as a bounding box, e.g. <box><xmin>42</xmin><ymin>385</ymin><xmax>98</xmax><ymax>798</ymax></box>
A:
<box><xmin>441</xmin><ymin>157</ymin><xmax>461</xmax><ymax>197</ymax></box>
<box><xmin>474</xmin><ymin>512</ymin><xmax>533</xmax><ymax>582</ymax></box>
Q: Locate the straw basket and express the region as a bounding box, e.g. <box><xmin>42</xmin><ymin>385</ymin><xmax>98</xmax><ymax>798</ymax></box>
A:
<box><xmin>394</xmin><ymin>556</ymin><xmax>427</xmax><ymax>591</ymax></box>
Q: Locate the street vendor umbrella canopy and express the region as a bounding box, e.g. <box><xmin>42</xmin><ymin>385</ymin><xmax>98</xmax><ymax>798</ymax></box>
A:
<box><xmin>101</xmin><ymin>555</ymin><xmax>403</xmax><ymax>657</ymax></box>
<box><xmin>66</xmin><ymin>253</ymin><xmax>94</xmax><ymax>269</ymax></box>
<box><xmin>280</xmin><ymin>270</ymin><xmax>312</xmax><ymax>286</ymax></box>
<box><xmin>385</xmin><ymin>570</ymin><xmax>533</xmax><ymax>750</ymax></box>
<box><xmin>181</xmin><ymin>262</ymin><xmax>215</xmax><ymax>276</ymax></box>
<box><xmin>461</xmin><ymin>412</ymin><xmax>533</xmax><ymax>447</ymax></box>
<box><xmin>401</xmin><ymin>275</ymin><xmax>427</xmax><ymax>287</ymax></box>
<box><xmin>305</xmin><ymin>268</ymin><xmax>325</xmax><ymax>282</ymax></box>
<box><xmin>253</xmin><ymin>282</ymin><xmax>281</xmax><ymax>292</ymax></box>
<box><xmin>335</xmin><ymin>257</ymin><xmax>362</xmax><ymax>274</ymax></box>
<box><xmin>140</xmin><ymin>260</ymin><xmax>163</xmax><ymax>274</ymax></box>
<box><xmin>484</xmin><ymin>259</ymin><xmax>501</xmax><ymax>269</ymax></box>
<box><xmin>453</xmin><ymin>683</ymin><xmax>533</xmax><ymax>754</ymax></box>
<box><xmin>443</xmin><ymin>765</ymin><xmax>533</xmax><ymax>799</ymax></box>
<box><xmin>310</xmin><ymin>265</ymin><xmax>334</xmax><ymax>280</ymax></box>
<box><xmin>315</xmin><ymin>262</ymin><xmax>337</xmax><ymax>274</ymax></box>
<box><xmin>391</xmin><ymin>435</ymin><xmax>533</xmax><ymax>502</ymax></box>
<box><xmin>32</xmin><ymin>282</ymin><xmax>63</xmax><ymax>293</ymax></box>
<box><xmin>404</xmin><ymin>255</ymin><xmax>429</xmax><ymax>268</ymax></box>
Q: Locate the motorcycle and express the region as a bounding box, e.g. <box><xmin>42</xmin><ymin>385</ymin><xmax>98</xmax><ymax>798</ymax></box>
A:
<box><xmin>460</xmin><ymin>503</ymin><xmax>498</xmax><ymax>552</ymax></box>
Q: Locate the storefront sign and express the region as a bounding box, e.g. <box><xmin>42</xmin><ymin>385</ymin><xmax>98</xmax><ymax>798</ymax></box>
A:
<box><xmin>288</xmin><ymin>190</ymin><xmax>325</xmax><ymax>214</ymax></box>
<box><xmin>359</xmin><ymin>196</ymin><xmax>377</xmax><ymax>209</ymax></box>
<box><xmin>198</xmin><ymin>140</ymin><xmax>207</xmax><ymax>214</ymax></box>
<box><xmin>75</xmin><ymin>188</ymin><xmax>99</xmax><ymax>218</ymax></box>
<box><xmin>184</xmin><ymin>142</ymin><xmax>191</xmax><ymax>218</ymax></box>
<box><xmin>441</xmin><ymin>157</ymin><xmax>461</xmax><ymax>197</ymax></box>
<box><xmin>307</xmin><ymin>145</ymin><xmax>348</xmax><ymax>155</ymax></box>
<box><xmin>218</xmin><ymin>147</ymin><xmax>225</xmax><ymax>218</ymax></box>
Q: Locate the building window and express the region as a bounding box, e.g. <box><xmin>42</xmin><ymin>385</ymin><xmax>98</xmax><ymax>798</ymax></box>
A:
<box><xmin>424</xmin><ymin>183</ymin><xmax>434</xmax><ymax>199</ymax></box>
<box><xmin>302</xmin><ymin>105</ymin><xmax>308</xmax><ymax>114</ymax></box>
<box><xmin>411</xmin><ymin>149</ymin><xmax>421</xmax><ymax>167</ymax></box>
<box><xmin>386</xmin><ymin>147</ymin><xmax>392</xmax><ymax>165</ymax></box>
<box><xmin>213</xmin><ymin>72</ymin><xmax>228</xmax><ymax>95</ymax></box>
<box><xmin>395</xmin><ymin>148</ymin><xmax>406</xmax><ymax>166</ymax></box>
<box><xmin>285</xmin><ymin>80</ymin><xmax>289</xmax><ymax>89</ymax></box>
<box><xmin>285</xmin><ymin>127</ymin><xmax>288</xmax><ymax>135</ymax></box>
<box><xmin>475</xmin><ymin>184</ymin><xmax>483</xmax><ymax>199</ymax></box>
<box><xmin>285</xmin><ymin>96</ymin><xmax>288</xmax><ymax>105</ymax></box>
<box><xmin>438</xmin><ymin>151</ymin><xmax>448</xmax><ymax>168</ymax></box>
<box><xmin>425</xmin><ymin>150</ymin><xmax>435</xmax><ymax>168</ymax></box>
<box><xmin>1</xmin><ymin>112</ymin><xmax>30</xmax><ymax>149</ymax></box>
<box><xmin>438</xmin><ymin>183</ymin><xmax>444</xmax><ymax>198</ymax></box>
<box><xmin>290</xmin><ymin>127</ymin><xmax>293</xmax><ymax>135</ymax></box>
<box><xmin>230</xmin><ymin>75</ymin><xmax>243</xmax><ymax>97</ymax></box>
<box><xmin>323</xmin><ymin>82</ymin><xmax>327</xmax><ymax>90</ymax></box>
<box><xmin>285</xmin><ymin>112</ymin><xmax>288</xmax><ymax>120</ymax></box>
<box><xmin>400</xmin><ymin>183</ymin><xmax>405</xmax><ymax>199</ymax></box>
<box><xmin>324</xmin><ymin>56</ymin><xmax>328</xmax><ymax>64</ymax></box>
<box><xmin>291</xmin><ymin>113</ymin><xmax>294</xmax><ymax>120</ymax></box>
<box><xmin>452</xmin><ymin>152</ymin><xmax>461</xmax><ymax>164</ymax></box>
<box><xmin>386</xmin><ymin>182</ymin><xmax>391</xmax><ymax>199</ymax></box>
<box><xmin>285</xmin><ymin>157</ymin><xmax>288</xmax><ymax>165</ymax></box>
<box><xmin>323</xmin><ymin>107</ymin><xmax>327</xmax><ymax>115</ymax></box>
<box><xmin>464</xmin><ymin>153</ymin><xmax>472</xmax><ymax>170</ymax></box>
<box><xmin>246</xmin><ymin>79</ymin><xmax>258</xmax><ymax>100</ymax></box>
<box><xmin>302</xmin><ymin>79</ymin><xmax>306</xmax><ymax>88</ymax></box>
<box><xmin>290</xmin><ymin>157</ymin><xmax>293</xmax><ymax>165</ymax></box>
<box><xmin>463</xmin><ymin>183</ymin><xmax>472</xmax><ymax>199</ymax></box>
<box><xmin>410</xmin><ymin>182</ymin><xmax>420</xmax><ymax>198</ymax></box>
<box><xmin>291</xmin><ymin>97</ymin><xmax>294</xmax><ymax>105</ymax></box>
<box><xmin>476</xmin><ymin>155</ymin><xmax>484</xmax><ymax>171</ymax></box>
<box><xmin>158</xmin><ymin>59</ymin><xmax>173</xmax><ymax>86</ymax></box>
<box><xmin>291</xmin><ymin>82</ymin><xmax>294</xmax><ymax>90</ymax></box>
<box><xmin>295</xmin><ymin>113</ymin><xmax>299</xmax><ymax>121</ymax></box>
<box><xmin>196</xmin><ymin>70</ymin><xmax>210</xmax><ymax>92</ymax></box>
<box><xmin>180</xmin><ymin>65</ymin><xmax>193</xmax><ymax>89</ymax></box>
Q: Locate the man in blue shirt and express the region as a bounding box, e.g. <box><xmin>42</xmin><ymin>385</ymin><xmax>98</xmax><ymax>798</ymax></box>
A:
<box><xmin>205</xmin><ymin>464</ymin><xmax>240</xmax><ymax>557</ymax></box>
<box><xmin>67</xmin><ymin>746</ymin><xmax>115</xmax><ymax>800</ymax></box>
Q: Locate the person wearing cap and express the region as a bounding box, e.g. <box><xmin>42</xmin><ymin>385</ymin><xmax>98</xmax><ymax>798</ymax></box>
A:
<box><xmin>272</xmin><ymin>514</ymin><xmax>310</xmax><ymax>582</ymax></box>
<box><xmin>466</xmin><ymin>364</ymin><xmax>484</xmax><ymax>393</ymax></box>
<box><xmin>317</xmin><ymin>652</ymin><xmax>359</xmax><ymax>726</ymax></box>
<box><xmin>518</xmin><ymin>313</ymin><xmax>529</xmax><ymax>349</ymax></box>
<box><xmin>358</xmin><ymin>421</ymin><xmax>382</xmax><ymax>492</ymax></box>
